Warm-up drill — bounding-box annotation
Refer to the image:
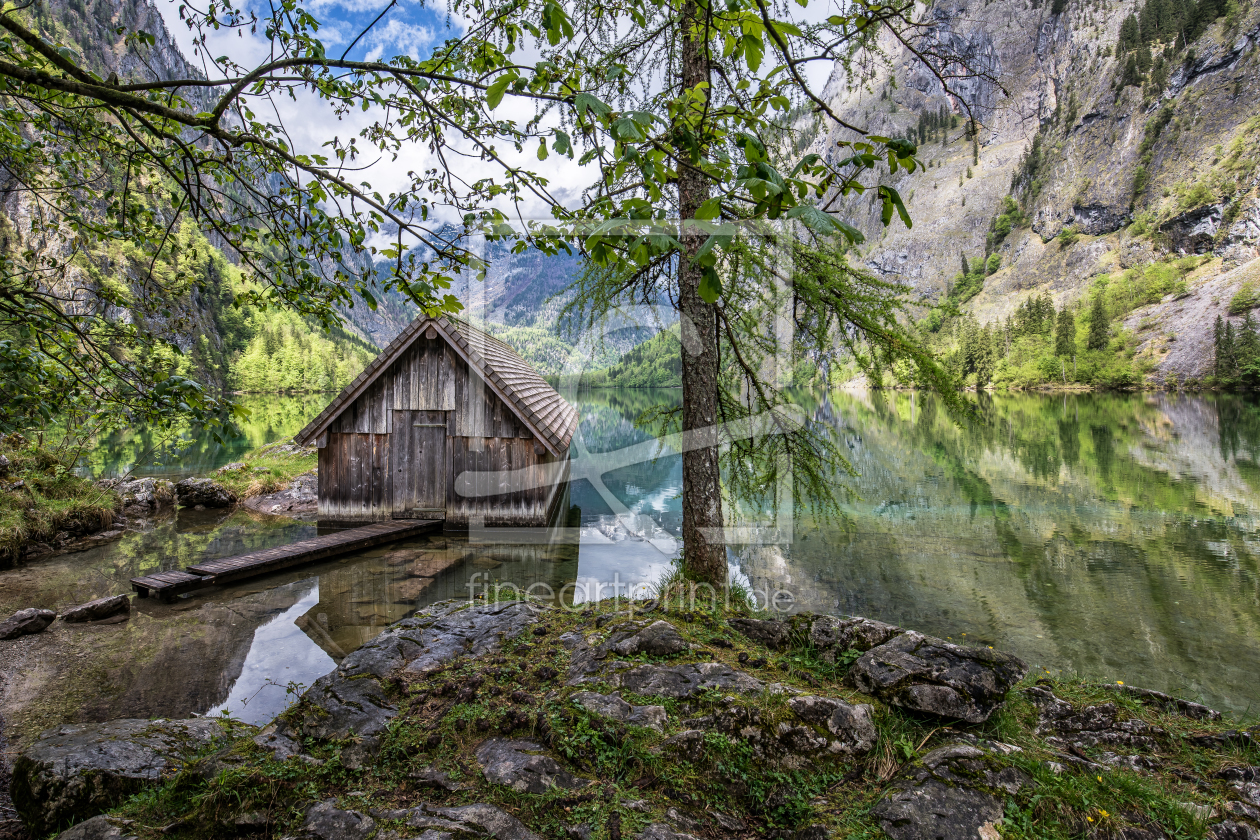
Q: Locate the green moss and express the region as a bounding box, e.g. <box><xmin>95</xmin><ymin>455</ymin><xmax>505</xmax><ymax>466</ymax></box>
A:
<box><xmin>210</xmin><ymin>442</ymin><xmax>317</xmax><ymax>500</ymax></box>
<box><xmin>0</xmin><ymin>438</ymin><xmax>118</xmax><ymax>564</ymax></box>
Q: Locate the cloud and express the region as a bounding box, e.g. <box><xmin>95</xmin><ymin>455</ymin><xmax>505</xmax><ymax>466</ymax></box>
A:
<box><xmin>360</xmin><ymin>18</ymin><xmax>437</xmax><ymax>60</ymax></box>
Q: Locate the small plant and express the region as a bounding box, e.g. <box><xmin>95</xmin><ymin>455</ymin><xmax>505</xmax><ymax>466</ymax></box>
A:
<box><xmin>1057</xmin><ymin>225</ymin><xmax>1080</xmax><ymax>247</ymax></box>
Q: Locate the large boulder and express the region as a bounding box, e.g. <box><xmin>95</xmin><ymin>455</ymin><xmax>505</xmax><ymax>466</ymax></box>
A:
<box><xmin>109</xmin><ymin>478</ymin><xmax>175</xmax><ymax>515</ymax></box>
<box><xmin>849</xmin><ymin>632</ymin><xmax>1027</xmax><ymax>723</ymax></box>
<box><xmin>52</xmin><ymin>816</ymin><xmax>137</xmax><ymax>840</ymax></box>
<box><xmin>242</xmin><ymin>472</ymin><xmax>318</xmax><ymax>516</ymax></box>
<box><xmin>61</xmin><ymin>595</ymin><xmax>130</xmax><ymax>624</ymax></box>
<box><xmin>870</xmin><ymin>743</ymin><xmax>1030</xmax><ymax>840</ymax></box>
<box><xmin>283</xmin><ymin>602</ymin><xmax>541</xmax><ymax>767</ymax></box>
<box><xmin>475</xmin><ymin>738</ymin><xmax>589</xmax><ymax>794</ymax></box>
<box><xmin>11</xmin><ymin>718</ymin><xmax>224</xmax><ymax>834</ymax></box>
<box><xmin>787</xmin><ymin>696</ymin><xmax>878</xmax><ymax>754</ymax></box>
<box><xmin>0</xmin><ymin>607</ymin><xmax>56</xmax><ymax>640</ymax></box>
<box><xmin>809</xmin><ymin>615</ymin><xmax>903</xmax><ymax>659</ymax></box>
<box><xmin>174</xmin><ymin>478</ymin><xmax>237</xmax><ymax>508</ymax></box>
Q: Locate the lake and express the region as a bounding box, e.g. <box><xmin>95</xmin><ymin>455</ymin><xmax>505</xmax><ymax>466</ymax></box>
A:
<box><xmin>1</xmin><ymin>388</ymin><xmax>1258</xmax><ymax>740</ymax></box>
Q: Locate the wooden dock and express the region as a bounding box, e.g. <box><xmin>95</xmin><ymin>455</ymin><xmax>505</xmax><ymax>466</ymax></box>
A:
<box><xmin>130</xmin><ymin>519</ymin><xmax>440</xmax><ymax>600</ymax></box>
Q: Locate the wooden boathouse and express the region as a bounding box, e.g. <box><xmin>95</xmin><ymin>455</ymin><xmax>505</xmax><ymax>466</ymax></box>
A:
<box><xmin>292</xmin><ymin>316</ymin><xmax>578</xmax><ymax>528</ymax></box>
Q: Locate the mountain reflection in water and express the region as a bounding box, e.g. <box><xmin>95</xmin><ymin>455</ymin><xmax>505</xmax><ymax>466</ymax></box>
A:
<box><xmin>2</xmin><ymin>388</ymin><xmax>1258</xmax><ymax>740</ymax></box>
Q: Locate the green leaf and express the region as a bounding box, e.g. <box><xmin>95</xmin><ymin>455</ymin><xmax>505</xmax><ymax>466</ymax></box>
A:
<box><xmin>486</xmin><ymin>75</ymin><xmax>514</xmax><ymax>109</ymax></box>
<box><xmin>879</xmin><ymin>186</ymin><xmax>913</xmax><ymax>230</ymax></box>
<box><xmin>694</xmin><ymin>197</ymin><xmax>722</xmax><ymax>220</ymax></box>
<box><xmin>694</xmin><ymin>231</ymin><xmax>733</xmax><ymax>264</ymax></box>
<box><xmin>784</xmin><ymin>205</ymin><xmax>865</xmax><ymax>243</ymax></box>
<box><xmin>699</xmin><ymin>267</ymin><xmax>723</xmax><ymax>303</ymax></box>
<box><xmin>537</xmin><ymin>138</ymin><xmax>549</xmax><ymax>160</ymax></box>
<box><xmin>553</xmin><ymin>130</ymin><xmax>571</xmax><ymax>156</ymax></box>
<box><xmin>574</xmin><ymin>92</ymin><xmax>611</xmax><ymax>118</ymax></box>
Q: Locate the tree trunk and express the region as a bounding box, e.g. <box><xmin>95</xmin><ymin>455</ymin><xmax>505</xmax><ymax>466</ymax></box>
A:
<box><xmin>675</xmin><ymin>0</ymin><xmax>727</xmax><ymax>588</ymax></box>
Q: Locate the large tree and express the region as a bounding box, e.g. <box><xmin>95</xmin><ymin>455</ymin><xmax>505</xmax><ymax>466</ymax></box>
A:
<box><xmin>2</xmin><ymin>0</ymin><xmax>982</xmax><ymax>581</ymax></box>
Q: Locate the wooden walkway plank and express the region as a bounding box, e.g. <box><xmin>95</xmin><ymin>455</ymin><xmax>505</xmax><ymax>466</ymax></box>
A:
<box><xmin>130</xmin><ymin>519</ymin><xmax>440</xmax><ymax>600</ymax></box>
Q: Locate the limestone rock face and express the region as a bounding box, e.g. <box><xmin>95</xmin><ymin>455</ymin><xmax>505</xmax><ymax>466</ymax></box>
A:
<box><xmin>808</xmin><ymin>616</ymin><xmax>903</xmax><ymax>658</ymax></box>
<box><xmin>11</xmin><ymin>718</ymin><xmax>224</xmax><ymax>834</ymax></box>
<box><xmin>371</xmin><ymin>803</ymin><xmax>544</xmax><ymax>840</ymax></box>
<box><xmin>174</xmin><ymin>477</ymin><xmax>237</xmax><ymax>508</ymax></box>
<box><xmin>474</xmin><ymin>739</ymin><xmax>589</xmax><ymax>795</ymax></box>
<box><xmin>0</xmin><ymin>607</ymin><xmax>56</xmax><ymax>639</ymax></box>
<box><xmin>243</xmin><ymin>472</ymin><xmax>318</xmax><ymax>516</ymax></box>
<box><xmin>61</xmin><ymin>595</ymin><xmax>130</xmax><ymax>623</ymax></box>
<box><xmin>850</xmin><ymin>632</ymin><xmax>1027</xmax><ymax>723</ymax></box>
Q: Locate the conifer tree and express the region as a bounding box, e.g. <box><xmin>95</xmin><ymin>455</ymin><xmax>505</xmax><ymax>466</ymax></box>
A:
<box><xmin>1056</xmin><ymin>307</ymin><xmax>1076</xmax><ymax>356</ymax></box>
<box><xmin>1087</xmin><ymin>294</ymin><xmax>1110</xmax><ymax>350</ymax></box>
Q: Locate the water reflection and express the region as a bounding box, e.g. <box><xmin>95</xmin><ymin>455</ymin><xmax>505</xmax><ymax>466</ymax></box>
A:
<box><xmin>79</xmin><ymin>394</ymin><xmax>327</xmax><ymax>479</ymax></box>
<box><xmin>4</xmin><ymin>388</ymin><xmax>1260</xmax><ymax>741</ymax></box>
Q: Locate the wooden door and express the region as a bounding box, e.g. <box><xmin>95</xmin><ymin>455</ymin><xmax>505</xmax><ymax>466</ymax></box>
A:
<box><xmin>391</xmin><ymin>410</ymin><xmax>447</xmax><ymax>519</ymax></box>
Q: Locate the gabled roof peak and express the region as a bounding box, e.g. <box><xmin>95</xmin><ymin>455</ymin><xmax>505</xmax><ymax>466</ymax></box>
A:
<box><xmin>293</xmin><ymin>316</ymin><xmax>577</xmax><ymax>456</ymax></box>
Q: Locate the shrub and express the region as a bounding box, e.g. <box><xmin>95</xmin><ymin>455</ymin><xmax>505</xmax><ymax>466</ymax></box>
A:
<box><xmin>1231</xmin><ymin>282</ymin><xmax>1260</xmax><ymax>315</ymax></box>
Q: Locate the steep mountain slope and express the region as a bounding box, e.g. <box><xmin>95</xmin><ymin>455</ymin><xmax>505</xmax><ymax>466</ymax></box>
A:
<box><xmin>814</xmin><ymin>0</ymin><xmax>1260</xmax><ymax>383</ymax></box>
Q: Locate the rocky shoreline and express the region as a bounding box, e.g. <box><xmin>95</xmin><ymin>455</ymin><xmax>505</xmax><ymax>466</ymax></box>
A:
<box><xmin>6</xmin><ymin>599</ymin><xmax>1258</xmax><ymax>840</ymax></box>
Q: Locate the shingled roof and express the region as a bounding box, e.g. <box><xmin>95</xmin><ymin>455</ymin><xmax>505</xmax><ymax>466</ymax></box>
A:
<box><xmin>293</xmin><ymin>316</ymin><xmax>578</xmax><ymax>457</ymax></box>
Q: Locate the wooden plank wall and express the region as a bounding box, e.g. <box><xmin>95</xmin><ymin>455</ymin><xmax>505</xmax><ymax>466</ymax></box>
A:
<box><xmin>453</xmin><ymin>354</ymin><xmax>526</xmax><ymax>439</ymax></box>
<box><xmin>445</xmin><ymin>436</ymin><xmax>560</xmax><ymax>527</ymax></box>
<box><xmin>318</xmin><ymin>433</ymin><xmax>391</xmax><ymax>520</ymax></box>
<box><xmin>390</xmin><ymin>337</ymin><xmax>456</xmax><ymax>411</ymax></box>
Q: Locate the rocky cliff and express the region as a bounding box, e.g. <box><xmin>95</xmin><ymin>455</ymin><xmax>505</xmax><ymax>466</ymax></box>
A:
<box><xmin>815</xmin><ymin>0</ymin><xmax>1260</xmax><ymax>383</ymax></box>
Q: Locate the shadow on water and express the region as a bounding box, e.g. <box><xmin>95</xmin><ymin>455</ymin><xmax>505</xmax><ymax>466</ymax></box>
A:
<box><xmin>3</xmin><ymin>388</ymin><xmax>1260</xmax><ymax>739</ymax></box>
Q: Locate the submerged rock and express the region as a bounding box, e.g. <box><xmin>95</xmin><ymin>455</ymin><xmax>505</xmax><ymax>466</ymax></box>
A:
<box><xmin>174</xmin><ymin>477</ymin><xmax>237</xmax><ymax>508</ymax></box>
<box><xmin>0</xmin><ymin>607</ymin><xmax>56</xmax><ymax>640</ymax></box>
<box><xmin>571</xmin><ymin>691</ymin><xmax>667</xmax><ymax>731</ymax></box>
<box><xmin>11</xmin><ymin>718</ymin><xmax>224</xmax><ymax>834</ymax></box>
<box><xmin>475</xmin><ymin>738</ymin><xmax>589</xmax><ymax>794</ymax></box>
<box><xmin>849</xmin><ymin>631</ymin><xmax>1028</xmax><ymax>723</ymax></box>
<box><xmin>61</xmin><ymin>595</ymin><xmax>130</xmax><ymax>624</ymax></box>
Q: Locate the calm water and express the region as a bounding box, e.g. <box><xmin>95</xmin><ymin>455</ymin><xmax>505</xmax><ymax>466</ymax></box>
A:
<box><xmin>2</xmin><ymin>389</ymin><xmax>1259</xmax><ymax>737</ymax></box>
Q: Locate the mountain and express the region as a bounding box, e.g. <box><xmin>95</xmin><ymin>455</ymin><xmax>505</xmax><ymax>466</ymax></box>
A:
<box><xmin>812</xmin><ymin>0</ymin><xmax>1260</xmax><ymax>385</ymax></box>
